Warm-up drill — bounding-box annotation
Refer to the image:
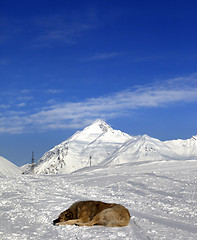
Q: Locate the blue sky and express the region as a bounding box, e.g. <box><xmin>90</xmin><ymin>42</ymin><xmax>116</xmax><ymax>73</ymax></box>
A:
<box><xmin>0</xmin><ymin>0</ymin><xmax>197</xmax><ymax>166</ymax></box>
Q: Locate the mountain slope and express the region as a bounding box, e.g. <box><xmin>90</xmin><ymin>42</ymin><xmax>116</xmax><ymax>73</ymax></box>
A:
<box><xmin>25</xmin><ymin>120</ymin><xmax>197</xmax><ymax>174</ymax></box>
<box><xmin>99</xmin><ymin>134</ymin><xmax>180</xmax><ymax>166</ymax></box>
<box><xmin>29</xmin><ymin>120</ymin><xmax>132</xmax><ymax>174</ymax></box>
<box><xmin>165</xmin><ymin>135</ymin><xmax>197</xmax><ymax>159</ymax></box>
<box><xmin>100</xmin><ymin>134</ymin><xmax>197</xmax><ymax>167</ymax></box>
<box><xmin>0</xmin><ymin>156</ymin><xmax>22</xmax><ymax>175</ymax></box>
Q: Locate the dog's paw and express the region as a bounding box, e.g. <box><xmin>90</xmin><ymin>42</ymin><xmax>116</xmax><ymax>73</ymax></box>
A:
<box><xmin>54</xmin><ymin>222</ymin><xmax>60</xmax><ymax>226</ymax></box>
<box><xmin>75</xmin><ymin>223</ymin><xmax>87</xmax><ymax>226</ymax></box>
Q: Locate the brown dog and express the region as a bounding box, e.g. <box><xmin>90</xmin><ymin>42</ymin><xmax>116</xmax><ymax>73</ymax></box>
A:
<box><xmin>53</xmin><ymin>200</ymin><xmax>131</xmax><ymax>227</ymax></box>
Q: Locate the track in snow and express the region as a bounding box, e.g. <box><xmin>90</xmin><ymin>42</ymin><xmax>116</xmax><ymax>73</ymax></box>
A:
<box><xmin>0</xmin><ymin>160</ymin><xmax>197</xmax><ymax>240</ymax></box>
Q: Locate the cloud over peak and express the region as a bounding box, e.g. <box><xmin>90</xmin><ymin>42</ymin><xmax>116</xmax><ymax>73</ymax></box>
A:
<box><xmin>0</xmin><ymin>74</ymin><xmax>197</xmax><ymax>134</ymax></box>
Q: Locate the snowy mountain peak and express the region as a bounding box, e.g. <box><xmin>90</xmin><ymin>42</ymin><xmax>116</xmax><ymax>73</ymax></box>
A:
<box><xmin>27</xmin><ymin>120</ymin><xmax>131</xmax><ymax>174</ymax></box>
<box><xmin>141</xmin><ymin>134</ymin><xmax>153</xmax><ymax>140</ymax></box>
<box><xmin>83</xmin><ymin>119</ymin><xmax>112</xmax><ymax>134</ymax></box>
<box><xmin>24</xmin><ymin>120</ymin><xmax>197</xmax><ymax>175</ymax></box>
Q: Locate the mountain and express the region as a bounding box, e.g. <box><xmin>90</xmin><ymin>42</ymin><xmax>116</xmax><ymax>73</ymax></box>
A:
<box><xmin>0</xmin><ymin>156</ymin><xmax>22</xmax><ymax>175</ymax></box>
<box><xmin>28</xmin><ymin>119</ymin><xmax>132</xmax><ymax>174</ymax></box>
<box><xmin>20</xmin><ymin>163</ymin><xmax>33</xmax><ymax>173</ymax></box>
<box><xmin>100</xmin><ymin>135</ymin><xmax>197</xmax><ymax>167</ymax></box>
<box><xmin>25</xmin><ymin>120</ymin><xmax>197</xmax><ymax>174</ymax></box>
<box><xmin>165</xmin><ymin>135</ymin><xmax>197</xmax><ymax>159</ymax></box>
<box><xmin>99</xmin><ymin>134</ymin><xmax>179</xmax><ymax>166</ymax></box>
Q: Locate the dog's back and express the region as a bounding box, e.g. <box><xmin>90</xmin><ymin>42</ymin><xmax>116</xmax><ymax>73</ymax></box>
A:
<box><xmin>70</xmin><ymin>200</ymin><xmax>117</xmax><ymax>220</ymax></box>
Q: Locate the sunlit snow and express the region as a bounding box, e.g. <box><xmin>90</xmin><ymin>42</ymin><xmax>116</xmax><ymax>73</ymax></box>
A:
<box><xmin>1</xmin><ymin>120</ymin><xmax>197</xmax><ymax>239</ymax></box>
<box><xmin>0</xmin><ymin>160</ymin><xmax>197</xmax><ymax>239</ymax></box>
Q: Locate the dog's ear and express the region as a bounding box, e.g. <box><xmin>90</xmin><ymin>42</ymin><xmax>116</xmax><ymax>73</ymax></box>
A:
<box><xmin>77</xmin><ymin>207</ymin><xmax>81</xmax><ymax>218</ymax></box>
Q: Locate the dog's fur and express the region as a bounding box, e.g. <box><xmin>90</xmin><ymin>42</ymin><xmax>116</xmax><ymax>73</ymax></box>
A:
<box><xmin>53</xmin><ymin>200</ymin><xmax>131</xmax><ymax>227</ymax></box>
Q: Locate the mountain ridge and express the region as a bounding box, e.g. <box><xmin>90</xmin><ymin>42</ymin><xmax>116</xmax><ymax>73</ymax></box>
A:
<box><xmin>21</xmin><ymin>119</ymin><xmax>197</xmax><ymax>174</ymax></box>
<box><xmin>27</xmin><ymin>119</ymin><xmax>132</xmax><ymax>174</ymax></box>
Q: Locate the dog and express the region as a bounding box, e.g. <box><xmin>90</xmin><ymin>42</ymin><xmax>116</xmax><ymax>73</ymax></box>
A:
<box><xmin>53</xmin><ymin>200</ymin><xmax>131</xmax><ymax>227</ymax></box>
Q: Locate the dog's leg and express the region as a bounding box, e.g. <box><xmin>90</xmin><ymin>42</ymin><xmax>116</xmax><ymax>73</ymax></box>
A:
<box><xmin>106</xmin><ymin>220</ymin><xmax>123</xmax><ymax>227</ymax></box>
<box><xmin>55</xmin><ymin>222</ymin><xmax>68</xmax><ymax>226</ymax></box>
<box><xmin>76</xmin><ymin>214</ymin><xmax>101</xmax><ymax>227</ymax></box>
<box><xmin>75</xmin><ymin>221</ymin><xmax>96</xmax><ymax>227</ymax></box>
<box><xmin>55</xmin><ymin>219</ymin><xmax>83</xmax><ymax>226</ymax></box>
<box><xmin>76</xmin><ymin>208</ymin><xmax>129</xmax><ymax>227</ymax></box>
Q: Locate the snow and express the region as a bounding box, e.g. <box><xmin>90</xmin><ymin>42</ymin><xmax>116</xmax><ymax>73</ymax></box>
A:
<box><xmin>0</xmin><ymin>156</ymin><xmax>22</xmax><ymax>176</ymax></box>
<box><xmin>165</xmin><ymin>136</ymin><xmax>197</xmax><ymax>159</ymax></box>
<box><xmin>26</xmin><ymin>119</ymin><xmax>132</xmax><ymax>174</ymax></box>
<box><xmin>1</xmin><ymin>120</ymin><xmax>197</xmax><ymax>239</ymax></box>
<box><xmin>24</xmin><ymin>120</ymin><xmax>197</xmax><ymax>175</ymax></box>
<box><xmin>1</xmin><ymin>159</ymin><xmax>197</xmax><ymax>240</ymax></box>
<box><xmin>100</xmin><ymin>134</ymin><xmax>197</xmax><ymax>167</ymax></box>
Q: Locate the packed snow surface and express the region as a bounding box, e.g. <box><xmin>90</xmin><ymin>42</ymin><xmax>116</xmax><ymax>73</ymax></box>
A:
<box><xmin>1</xmin><ymin>160</ymin><xmax>197</xmax><ymax>240</ymax></box>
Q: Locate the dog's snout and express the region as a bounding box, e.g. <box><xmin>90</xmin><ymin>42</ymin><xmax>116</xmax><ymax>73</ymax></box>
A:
<box><xmin>53</xmin><ymin>219</ymin><xmax>59</xmax><ymax>225</ymax></box>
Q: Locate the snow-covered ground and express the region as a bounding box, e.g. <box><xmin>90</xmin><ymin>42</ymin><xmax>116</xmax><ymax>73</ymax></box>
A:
<box><xmin>1</xmin><ymin>159</ymin><xmax>197</xmax><ymax>240</ymax></box>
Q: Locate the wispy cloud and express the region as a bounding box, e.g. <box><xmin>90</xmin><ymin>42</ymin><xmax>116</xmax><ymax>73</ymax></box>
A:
<box><xmin>0</xmin><ymin>13</ymin><xmax>95</xmax><ymax>48</ymax></box>
<box><xmin>17</xmin><ymin>103</ymin><xmax>26</xmax><ymax>108</ymax></box>
<box><xmin>132</xmin><ymin>55</ymin><xmax>163</xmax><ymax>62</ymax></box>
<box><xmin>46</xmin><ymin>89</ymin><xmax>64</xmax><ymax>94</ymax></box>
<box><xmin>1</xmin><ymin>74</ymin><xmax>197</xmax><ymax>134</ymax></box>
<box><xmin>83</xmin><ymin>52</ymin><xmax>123</xmax><ymax>61</ymax></box>
<box><xmin>36</xmin><ymin>24</ymin><xmax>91</xmax><ymax>44</ymax></box>
<box><xmin>0</xmin><ymin>104</ymin><xmax>10</xmax><ymax>109</ymax></box>
<box><xmin>34</xmin><ymin>14</ymin><xmax>94</xmax><ymax>46</ymax></box>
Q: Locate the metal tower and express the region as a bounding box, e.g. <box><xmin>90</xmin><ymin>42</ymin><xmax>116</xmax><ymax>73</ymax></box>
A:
<box><xmin>31</xmin><ymin>151</ymin><xmax>34</xmax><ymax>173</ymax></box>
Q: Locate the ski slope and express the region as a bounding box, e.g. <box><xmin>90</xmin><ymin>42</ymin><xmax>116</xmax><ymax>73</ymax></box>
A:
<box><xmin>0</xmin><ymin>159</ymin><xmax>197</xmax><ymax>240</ymax></box>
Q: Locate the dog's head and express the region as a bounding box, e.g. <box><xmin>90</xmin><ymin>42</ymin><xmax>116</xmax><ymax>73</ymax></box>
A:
<box><xmin>53</xmin><ymin>209</ymin><xmax>73</xmax><ymax>225</ymax></box>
